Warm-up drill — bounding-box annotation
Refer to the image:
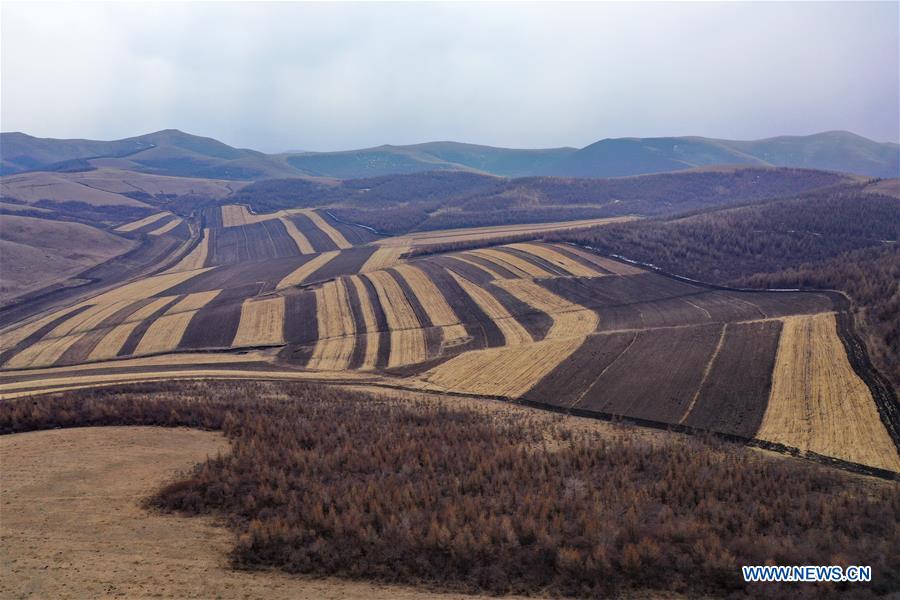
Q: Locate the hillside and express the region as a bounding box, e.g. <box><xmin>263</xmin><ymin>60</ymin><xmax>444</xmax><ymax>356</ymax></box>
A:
<box><xmin>2</xmin><ymin>202</ymin><xmax>897</xmax><ymax>477</ymax></box>
<box><xmin>1</xmin><ymin>130</ymin><xmax>299</xmax><ymax>180</ymax></box>
<box><xmin>551</xmin><ymin>183</ymin><xmax>900</xmax><ymax>385</ymax></box>
<box><xmin>0</xmin><ymin>215</ymin><xmax>136</xmax><ymax>303</ymax></box>
<box><xmin>3</xmin><ymin>129</ymin><xmax>897</xmax><ymax>179</ymax></box>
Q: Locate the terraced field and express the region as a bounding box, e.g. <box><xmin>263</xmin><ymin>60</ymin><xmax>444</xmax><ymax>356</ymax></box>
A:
<box><xmin>2</xmin><ymin>204</ymin><xmax>897</xmax><ymax>474</ymax></box>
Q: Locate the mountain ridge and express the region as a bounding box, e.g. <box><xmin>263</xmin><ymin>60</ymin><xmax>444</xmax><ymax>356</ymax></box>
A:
<box><xmin>2</xmin><ymin>129</ymin><xmax>897</xmax><ymax>180</ymax></box>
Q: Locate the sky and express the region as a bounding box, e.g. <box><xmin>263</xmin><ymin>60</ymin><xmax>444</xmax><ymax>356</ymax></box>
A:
<box><xmin>2</xmin><ymin>2</ymin><xmax>898</xmax><ymax>152</ymax></box>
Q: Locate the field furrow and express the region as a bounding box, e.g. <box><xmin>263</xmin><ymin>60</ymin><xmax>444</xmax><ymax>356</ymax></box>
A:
<box><xmin>88</xmin><ymin>268</ymin><xmax>211</xmax><ymax>306</ymax></box>
<box><xmin>347</xmin><ymin>276</ymin><xmax>381</xmax><ymax>369</ymax></box>
<box><xmin>420</xmin><ymin>336</ymin><xmax>585</xmax><ymax>397</ymax></box>
<box><xmin>277</xmin><ymin>251</ymin><xmax>339</xmax><ymax>290</ymax></box>
<box><xmin>575</xmin><ymin>324</ymin><xmax>723</xmax><ymax>422</ymax></box>
<box><xmin>494</xmin><ymin>278</ymin><xmax>598</xmax><ymax>339</ymax></box>
<box><xmin>0</xmin><ymin>305</ymin><xmax>91</xmax><ymax>357</ymax></box>
<box><xmin>392</xmin><ymin>264</ymin><xmax>468</xmax><ymax>347</ymax></box>
<box><xmin>364</xmin><ymin>270</ymin><xmax>426</xmax><ymax>367</ymax></box>
<box><xmin>148</xmin><ymin>216</ymin><xmax>183</xmax><ymax>236</ymax></box>
<box><xmin>87</xmin><ymin>297</ymin><xmax>180</xmax><ymax>361</ymax></box>
<box><xmin>232</xmin><ymin>296</ymin><xmax>286</xmax><ymax>347</ymax></box>
<box><xmin>450</xmin><ymin>255</ymin><xmax>512</xmax><ymax>280</ymax></box>
<box><xmin>279</xmin><ymin>217</ymin><xmax>314</xmax><ymax>254</ymax></box>
<box><xmin>220</xmin><ymin>205</ymin><xmax>272</xmax><ymax>227</ymax></box>
<box><xmin>165</xmin><ymin>228</ymin><xmax>210</xmax><ymax>272</ymax></box>
<box><xmin>494</xmin><ymin>247</ymin><xmax>572</xmax><ymax>277</ymax></box>
<box><xmin>758</xmin><ymin>313</ymin><xmax>900</xmax><ymax>471</ymax></box>
<box><xmin>683</xmin><ymin>320</ymin><xmax>783</xmax><ymax>437</ymax></box>
<box><xmin>552</xmin><ymin>245</ymin><xmax>645</xmax><ymax>275</ymax></box>
<box><xmin>56</xmin><ymin>299</ymin><xmax>159</xmax><ymax>365</ymax></box>
<box><xmin>470</xmin><ymin>248</ymin><xmax>555</xmax><ymax>278</ymax></box>
<box><xmin>508</xmin><ymin>243</ymin><xmax>603</xmax><ymax>277</ymax></box>
<box><xmin>308</xmin><ymin>279</ymin><xmax>357</xmax><ymax>370</ymax></box>
<box><xmin>115</xmin><ymin>211</ymin><xmax>170</xmax><ymax>232</ymax></box>
<box><xmin>359</xmin><ymin>246</ymin><xmax>406</xmax><ymax>273</ymax></box>
<box><xmin>302</xmin><ymin>209</ymin><xmax>352</xmax><ymax>249</ymax></box>
<box><xmin>133</xmin><ymin>291</ymin><xmax>220</xmax><ymax>356</ymax></box>
<box><xmin>448</xmin><ymin>271</ymin><xmax>532</xmax><ymax>347</ymax></box>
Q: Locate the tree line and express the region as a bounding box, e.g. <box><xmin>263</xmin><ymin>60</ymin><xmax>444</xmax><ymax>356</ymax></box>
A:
<box><xmin>2</xmin><ymin>380</ymin><xmax>897</xmax><ymax>598</ymax></box>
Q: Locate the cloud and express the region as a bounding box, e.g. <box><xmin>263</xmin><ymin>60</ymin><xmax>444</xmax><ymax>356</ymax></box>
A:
<box><xmin>2</xmin><ymin>2</ymin><xmax>897</xmax><ymax>150</ymax></box>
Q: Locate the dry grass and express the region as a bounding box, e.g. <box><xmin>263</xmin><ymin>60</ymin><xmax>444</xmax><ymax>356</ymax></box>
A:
<box><xmin>280</xmin><ymin>217</ymin><xmax>315</xmax><ymax>254</ymax></box>
<box><xmin>758</xmin><ymin>313</ymin><xmax>900</xmax><ymax>471</ymax></box>
<box><xmin>348</xmin><ymin>276</ymin><xmax>381</xmax><ymax>369</ymax></box>
<box><xmin>366</xmin><ymin>270</ymin><xmax>426</xmax><ymax>367</ymax></box>
<box><xmin>419</xmin><ymin>337</ymin><xmax>585</xmax><ymax>397</ymax></box>
<box><xmin>132</xmin><ymin>291</ymin><xmax>220</xmax><ymax>355</ymax></box>
<box><xmin>552</xmin><ymin>244</ymin><xmax>645</xmax><ymax>276</ymax></box>
<box><xmin>0</xmin><ymin>367</ymin><xmax>374</xmax><ymax>399</ymax></box>
<box><xmin>170</xmin><ymin>290</ymin><xmax>221</xmax><ymax>313</ymax></box>
<box><xmin>45</xmin><ymin>300</ymin><xmax>130</xmax><ymax>339</ymax></box>
<box><xmin>233</xmin><ymin>296</ymin><xmax>286</xmax><ymax>347</ymax></box>
<box><xmin>308</xmin><ymin>279</ymin><xmax>357</xmax><ymax>371</ymax></box>
<box><xmin>508</xmin><ymin>243</ymin><xmax>603</xmax><ymax>277</ymax></box>
<box><xmin>468</xmin><ymin>248</ymin><xmax>552</xmax><ymax>279</ymax></box>
<box><xmin>0</xmin><ymin>350</ymin><xmax>273</xmax><ymax>380</ymax></box>
<box><xmin>494</xmin><ymin>279</ymin><xmax>599</xmax><ymax>339</ymax></box>
<box><xmin>393</xmin><ymin>264</ymin><xmax>468</xmax><ymax>346</ymax></box>
<box><xmin>115</xmin><ymin>211</ymin><xmax>171</xmax><ymax>232</ymax></box>
<box><xmin>5</xmin><ymin>300</ymin><xmax>135</xmax><ymax>368</ymax></box>
<box><xmin>375</xmin><ymin>217</ymin><xmax>640</xmax><ymax>248</ymax></box>
<box><xmin>165</xmin><ymin>228</ymin><xmax>210</xmax><ymax>273</ymax></box>
<box><xmin>277</xmin><ymin>251</ymin><xmax>339</xmax><ymax>290</ymax></box>
<box><xmin>5</xmin><ymin>333</ymin><xmax>81</xmax><ymax>370</ymax></box>
<box><xmin>147</xmin><ymin>216</ymin><xmax>183</xmax><ymax>236</ymax></box>
<box><xmin>448</xmin><ymin>272</ymin><xmax>531</xmax><ymax>346</ymax></box>
<box><xmin>133</xmin><ymin>312</ymin><xmax>197</xmax><ymax>356</ymax></box>
<box><xmin>221</xmin><ymin>204</ymin><xmax>274</xmax><ymax>227</ymax></box>
<box><xmin>360</xmin><ymin>246</ymin><xmax>408</xmax><ymax>273</ymax></box>
<box><xmin>88</xmin><ymin>268</ymin><xmax>211</xmax><ymax>306</ymax></box>
<box><xmin>451</xmin><ymin>255</ymin><xmax>506</xmax><ymax>280</ymax></box>
<box><xmin>87</xmin><ymin>297</ymin><xmax>180</xmax><ymax>361</ymax></box>
<box><xmin>298</xmin><ymin>209</ymin><xmax>352</xmax><ymax>249</ymax></box>
<box><xmin>0</xmin><ymin>215</ymin><xmax>136</xmax><ymax>304</ymax></box>
<box><xmin>1</xmin><ymin>171</ymin><xmax>150</xmax><ymax>207</ymax></box>
<box><xmin>1</xmin><ymin>310</ymin><xmax>74</xmax><ymax>353</ymax></box>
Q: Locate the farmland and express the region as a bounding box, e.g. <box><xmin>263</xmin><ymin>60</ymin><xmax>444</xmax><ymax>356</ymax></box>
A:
<box><xmin>1</xmin><ymin>196</ymin><xmax>896</xmax><ymax>477</ymax></box>
<box><xmin>1</xmin><ymin>168</ymin><xmax>898</xmax><ymax>600</ymax></box>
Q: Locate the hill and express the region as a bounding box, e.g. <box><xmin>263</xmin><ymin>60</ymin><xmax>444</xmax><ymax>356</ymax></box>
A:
<box><xmin>3</xmin><ymin>129</ymin><xmax>897</xmax><ymax>179</ymax></box>
<box><xmin>553</xmin><ymin>131</ymin><xmax>899</xmax><ymax>179</ymax></box>
<box><xmin>550</xmin><ymin>183</ymin><xmax>900</xmax><ymax>386</ymax></box>
<box><xmin>1</xmin><ymin>130</ymin><xmax>299</xmax><ymax>180</ymax></box>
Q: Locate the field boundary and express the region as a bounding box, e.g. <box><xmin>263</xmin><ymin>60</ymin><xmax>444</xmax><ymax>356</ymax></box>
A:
<box><xmin>571</xmin><ymin>244</ymin><xmax>900</xmax><ymax>457</ymax></box>
<box><xmin>4</xmin><ymin>369</ymin><xmax>897</xmax><ymax>481</ymax></box>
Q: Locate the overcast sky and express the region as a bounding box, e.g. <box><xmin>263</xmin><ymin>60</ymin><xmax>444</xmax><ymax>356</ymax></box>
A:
<box><xmin>2</xmin><ymin>2</ymin><xmax>898</xmax><ymax>152</ymax></box>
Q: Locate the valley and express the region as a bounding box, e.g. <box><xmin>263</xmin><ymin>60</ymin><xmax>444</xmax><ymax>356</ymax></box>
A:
<box><xmin>1</xmin><ymin>187</ymin><xmax>897</xmax><ymax>475</ymax></box>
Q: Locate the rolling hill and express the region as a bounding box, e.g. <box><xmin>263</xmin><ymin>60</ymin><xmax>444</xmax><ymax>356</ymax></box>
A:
<box><xmin>3</xmin><ymin>129</ymin><xmax>897</xmax><ymax>179</ymax></box>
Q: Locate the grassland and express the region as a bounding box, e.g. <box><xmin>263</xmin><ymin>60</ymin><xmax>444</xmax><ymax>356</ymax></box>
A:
<box><xmin>0</xmin><ymin>215</ymin><xmax>136</xmax><ymax>304</ymax></box>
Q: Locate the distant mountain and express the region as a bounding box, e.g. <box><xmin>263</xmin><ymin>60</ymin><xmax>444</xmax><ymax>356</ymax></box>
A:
<box><xmin>2</xmin><ymin>129</ymin><xmax>897</xmax><ymax>180</ymax></box>
<box><xmin>553</xmin><ymin>131</ymin><xmax>899</xmax><ymax>178</ymax></box>
<box><xmin>0</xmin><ymin>130</ymin><xmax>299</xmax><ymax>179</ymax></box>
<box><xmin>282</xmin><ymin>142</ymin><xmax>577</xmax><ymax>178</ymax></box>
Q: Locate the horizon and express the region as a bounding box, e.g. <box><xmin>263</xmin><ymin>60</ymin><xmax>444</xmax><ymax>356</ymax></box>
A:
<box><xmin>2</xmin><ymin>2</ymin><xmax>898</xmax><ymax>152</ymax></box>
<box><xmin>3</xmin><ymin>127</ymin><xmax>897</xmax><ymax>155</ymax></box>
